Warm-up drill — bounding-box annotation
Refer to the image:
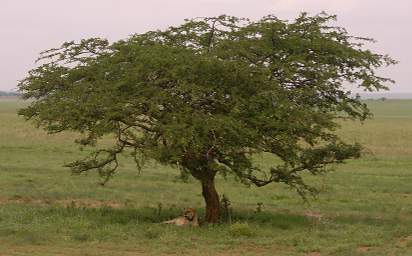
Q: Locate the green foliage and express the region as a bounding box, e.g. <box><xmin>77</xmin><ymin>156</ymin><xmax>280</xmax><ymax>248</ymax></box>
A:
<box><xmin>17</xmin><ymin>13</ymin><xmax>395</xmax><ymax>198</ymax></box>
<box><xmin>229</xmin><ymin>222</ymin><xmax>255</xmax><ymax>237</ymax></box>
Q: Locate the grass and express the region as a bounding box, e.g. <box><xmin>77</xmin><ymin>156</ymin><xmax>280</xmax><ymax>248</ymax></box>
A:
<box><xmin>0</xmin><ymin>98</ymin><xmax>411</xmax><ymax>255</ymax></box>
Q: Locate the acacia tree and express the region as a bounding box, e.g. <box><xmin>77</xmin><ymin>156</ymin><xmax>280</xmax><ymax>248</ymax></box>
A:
<box><xmin>18</xmin><ymin>13</ymin><xmax>395</xmax><ymax>223</ymax></box>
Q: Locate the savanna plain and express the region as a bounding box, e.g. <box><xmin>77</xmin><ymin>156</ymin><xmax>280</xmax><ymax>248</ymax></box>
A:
<box><xmin>0</xmin><ymin>98</ymin><xmax>411</xmax><ymax>256</ymax></box>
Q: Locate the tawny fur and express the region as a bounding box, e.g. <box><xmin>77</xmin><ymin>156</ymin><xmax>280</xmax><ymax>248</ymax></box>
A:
<box><xmin>162</xmin><ymin>208</ymin><xmax>199</xmax><ymax>227</ymax></box>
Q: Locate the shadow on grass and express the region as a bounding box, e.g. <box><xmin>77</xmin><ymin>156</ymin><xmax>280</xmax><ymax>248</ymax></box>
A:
<box><xmin>36</xmin><ymin>204</ymin><xmax>313</xmax><ymax>230</ymax></box>
<box><xmin>2</xmin><ymin>203</ymin><xmax>405</xmax><ymax>230</ymax></box>
<box><xmin>1</xmin><ymin>203</ymin><xmax>311</xmax><ymax>228</ymax></box>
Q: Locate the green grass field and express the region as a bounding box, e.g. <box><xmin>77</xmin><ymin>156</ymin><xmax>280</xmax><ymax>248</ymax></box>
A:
<box><xmin>0</xmin><ymin>98</ymin><xmax>411</xmax><ymax>256</ymax></box>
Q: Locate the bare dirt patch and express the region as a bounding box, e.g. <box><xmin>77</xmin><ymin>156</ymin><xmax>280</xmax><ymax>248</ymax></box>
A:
<box><xmin>357</xmin><ymin>246</ymin><xmax>374</xmax><ymax>253</ymax></box>
<box><xmin>397</xmin><ymin>236</ymin><xmax>412</xmax><ymax>248</ymax></box>
<box><xmin>304</xmin><ymin>211</ymin><xmax>323</xmax><ymax>219</ymax></box>
<box><xmin>305</xmin><ymin>252</ymin><xmax>321</xmax><ymax>256</ymax></box>
<box><xmin>400</xmin><ymin>193</ymin><xmax>412</xmax><ymax>198</ymax></box>
<box><xmin>0</xmin><ymin>243</ymin><xmax>290</xmax><ymax>256</ymax></box>
<box><xmin>0</xmin><ymin>244</ymin><xmax>146</xmax><ymax>256</ymax></box>
<box><xmin>0</xmin><ymin>196</ymin><xmax>123</xmax><ymax>209</ymax></box>
<box><xmin>214</xmin><ymin>244</ymin><xmax>289</xmax><ymax>256</ymax></box>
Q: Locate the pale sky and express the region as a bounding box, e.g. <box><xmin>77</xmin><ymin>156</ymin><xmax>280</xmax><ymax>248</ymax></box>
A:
<box><xmin>1</xmin><ymin>0</ymin><xmax>411</xmax><ymax>92</ymax></box>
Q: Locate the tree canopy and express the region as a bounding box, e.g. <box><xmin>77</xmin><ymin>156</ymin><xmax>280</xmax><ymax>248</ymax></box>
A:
<box><xmin>18</xmin><ymin>13</ymin><xmax>396</xmax><ymax>223</ymax></box>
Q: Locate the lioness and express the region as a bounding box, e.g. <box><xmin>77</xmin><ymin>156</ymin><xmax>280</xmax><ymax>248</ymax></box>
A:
<box><xmin>162</xmin><ymin>207</ymin><xmax>199</xmax><ymax>227</ymax></box>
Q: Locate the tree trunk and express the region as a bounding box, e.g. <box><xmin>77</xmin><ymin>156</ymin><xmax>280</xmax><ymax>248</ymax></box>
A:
<box><xmin>201</xmin><ymin>175</ymin><xmax>220</xmax><ymax>223</ymax></box>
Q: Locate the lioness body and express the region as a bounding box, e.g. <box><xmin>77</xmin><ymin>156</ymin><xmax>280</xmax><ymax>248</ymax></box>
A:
<box><xmin>162</xmin><ymin>208</ymin><xmax>199</xmax><ymax>227</ymax></box>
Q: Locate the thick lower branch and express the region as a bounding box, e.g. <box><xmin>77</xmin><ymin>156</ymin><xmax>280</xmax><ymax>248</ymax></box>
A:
<box><xmin>65</xmin><ymin>143</ymin><xmax>125</xmax><ymax>185</ymax></box>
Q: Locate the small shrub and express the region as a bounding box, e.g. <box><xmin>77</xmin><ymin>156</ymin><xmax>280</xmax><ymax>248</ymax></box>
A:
<box><xmin>71</xmin><ymin>233</ymin><xmax>91</xmax><ymax>242</ymax></box>
<box><xmin>143</xmin><ymin>227</ymin><xmax>161</xmax><ymax>239</ymax></box>
<box><xmin>229</xmin><ymin>222</ymin><xmax>254</xmax><ymax>237</ymax></box>
<box><xmin>255</xmin><ymin>202</ymin><xmax>264</xmax><ymax>213</ymax></box>
<box><xmin>220</xmin><ymin>194</ymin><xmax>232</xmax><ymax>224</ymax></box>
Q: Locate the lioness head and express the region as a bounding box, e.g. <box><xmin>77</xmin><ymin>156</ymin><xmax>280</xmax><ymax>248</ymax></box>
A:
<box><xmin>183</xmin><ymin>208</ymin><xmax>197</xmax><ymax>221</ymax></box>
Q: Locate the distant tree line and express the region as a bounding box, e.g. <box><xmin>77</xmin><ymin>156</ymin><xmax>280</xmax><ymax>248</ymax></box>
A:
<box><xmin>0</xmin><ymin>91</ymin><xmax>20</xmax><ymax>96</ymax></box>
